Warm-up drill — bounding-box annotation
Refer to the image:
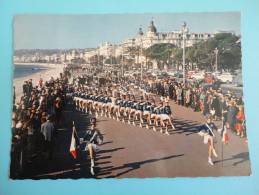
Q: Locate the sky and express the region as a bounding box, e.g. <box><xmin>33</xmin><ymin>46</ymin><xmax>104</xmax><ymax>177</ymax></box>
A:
<box><xmin>14</xmin><ymin>12</ymin><xmax>240</xmax><ymax>50</ymax></box>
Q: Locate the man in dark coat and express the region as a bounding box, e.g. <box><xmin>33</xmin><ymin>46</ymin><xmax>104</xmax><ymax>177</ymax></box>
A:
<box><xmin>41</xmin><ymin>115</ymin><xmax>55</xmax><ymax>160</ymax></box>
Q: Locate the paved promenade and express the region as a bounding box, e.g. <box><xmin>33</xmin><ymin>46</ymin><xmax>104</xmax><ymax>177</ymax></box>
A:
<box><xmin>21</xmin><ymin>100</ymin><xmax>250</xmax><ymax>179</ymax></box>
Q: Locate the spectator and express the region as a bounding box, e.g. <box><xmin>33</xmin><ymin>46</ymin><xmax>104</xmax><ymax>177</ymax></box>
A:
<box><xmin>236</xmin><ymin>105</ymin><xmax>245</xmax><ymax>137</ymax></box>
<box><xmin>41</xmin><ymin>115</ymin><xmax>55</xmax><ymax>160</ymax></box>
<box><xmin>227</xmin><ymin>100</ymin><xmax>239</xmax><ymax>132</ymax></box>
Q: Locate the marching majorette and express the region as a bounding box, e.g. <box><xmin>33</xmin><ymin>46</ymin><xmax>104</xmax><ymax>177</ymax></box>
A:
<box><xmin>198</xmin><ymin>116</ymin><xmax>218</xmax><ymax>166</ymax></box>
<box><xmin>80</xmin><ymin>117</ymin><xmax>103</xmax><ymax>176</ymax></box>
<box><xmin>160</xmin><ymin>99</ymin><xmax>175</xmax><ymax>135</ymax></box>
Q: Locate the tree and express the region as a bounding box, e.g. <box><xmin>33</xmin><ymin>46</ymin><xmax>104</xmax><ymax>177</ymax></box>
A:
<box><xmin>143</xmin><ymin>43</ymin><xmax>176</xmax><ymax>70</ymax></box>
<box><xmin>171</xmin><ymin>47</ymin><xmax>182</xmax><ymax>70</ymax></box>
<box><xmin>184</xmin><ymin>33</ymin><xmax>241</xmax><ymax>71</ymax></box>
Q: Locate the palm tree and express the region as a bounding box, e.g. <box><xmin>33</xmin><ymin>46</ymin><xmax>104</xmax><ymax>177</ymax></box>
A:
<box><xmin>143</xmin><ymin>43</ymin><xmax>176</xmax><ymax>70</ymax></box>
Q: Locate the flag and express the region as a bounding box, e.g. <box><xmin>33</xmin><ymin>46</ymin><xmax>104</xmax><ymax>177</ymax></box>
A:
<box><xmin>70</xmin><ymin>123</ymin><xmax>78</xmax><ymax>159</ymax></box>
<box><xmin>222</xmin><ymin>128</ymin><xmax>229</xmax><ymax>144</ymax></box>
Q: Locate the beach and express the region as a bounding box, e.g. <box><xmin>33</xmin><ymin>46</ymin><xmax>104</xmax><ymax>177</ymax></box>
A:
<box><xmin>13</xmin><ymin>63</ymin><xmax>64</xmax><ymax>100</ymax></box>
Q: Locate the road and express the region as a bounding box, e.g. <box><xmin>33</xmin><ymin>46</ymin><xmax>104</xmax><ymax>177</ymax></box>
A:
<box><xmin>19</xmin><ymin>99</ymin><xmax>251</xmax><ymax>179</ymax></box>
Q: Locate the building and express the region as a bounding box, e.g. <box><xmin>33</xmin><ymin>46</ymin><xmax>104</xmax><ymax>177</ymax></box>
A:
<box><xmin>122</xmin><ymin>20</ymin><xmax>215</xmax><ymax>49</ymax></box>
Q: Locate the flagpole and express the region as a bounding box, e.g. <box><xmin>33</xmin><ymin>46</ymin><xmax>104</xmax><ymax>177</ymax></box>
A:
<box><xmin>221</xmin><ymin>103</ymin><xmax>224</xmax><ymax>167</ymax></box>
<box><xmin>221</xmin><ymin>136</ymin><xmax>224</xmax><ymax>167</ymax></box>
<box><xmin>221</xmin><ymin>120</ymin><xmax>224</xmax><ymax>167</ymax></box>
<box><xmin>72</xmin><ymin>121</ymin><xmax>79</xmax><ymax>139</ymax></box>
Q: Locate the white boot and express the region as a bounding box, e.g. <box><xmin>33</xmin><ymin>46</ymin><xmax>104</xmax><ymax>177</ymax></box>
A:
<box><xmin>165</xmin><ymin>127</ymin><xmax>169</xmax><ymax>135</ymax></box>
<box><xmin>91</xmin><ymin>159</ymin><xmax>95</xmax><ymax>167</ymax></box>
<box><xmin>160</xmin><ymin>128</ymin><xmax>163</xmax><ymax>134</ymax></box>
<box><xmin>208</xmin><ymin>157</ymin><xmax>214</xmax><ymax>165</ymax></box>
<box><xmin>90</xmin><ymin>167</ymin><xmax>95</xmax><ymax>176</ymax></box>
<box><xmin>212</xmin><ymin>149</ymin><xmax>218</xmax><ymax>158</ymax></box>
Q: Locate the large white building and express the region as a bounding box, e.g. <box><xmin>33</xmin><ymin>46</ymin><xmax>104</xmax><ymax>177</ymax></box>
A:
<box><xmin>87</xmin><ymin>20</ymin><xmax>216</xmax><ymax>62</ymax></box>
<box><xmin>123</xmin><ymin>20</ymin><xmax>215</xmax><ymax>49</ymax></box>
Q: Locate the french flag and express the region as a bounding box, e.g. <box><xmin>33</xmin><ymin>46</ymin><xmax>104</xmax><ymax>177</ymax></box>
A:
<box><xmin>70</xmin><ymin>122</ymin><xmax>78</xmax><ymax>159</ymax></box>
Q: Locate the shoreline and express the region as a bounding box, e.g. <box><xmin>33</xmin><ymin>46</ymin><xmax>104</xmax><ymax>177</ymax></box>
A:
<box><xmin>13</xmin><ymin>63</ymin><xmax>65</xmax><ymax>101</ymax></box>
<box><xmin>14</xmin><ymin>62</ymin><xmax>62</xmax><ymax>67</ymax></box>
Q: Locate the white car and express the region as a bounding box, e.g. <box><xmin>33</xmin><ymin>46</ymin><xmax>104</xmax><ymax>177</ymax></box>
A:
<box><xmin>167</xmin><ymin>70</ymin><xmax>177</xmax><ymax>76</ymax></box>
<box><xmin>124</xmin><ymin>71</ymin><xmax>131</xmax><ymax>77</ymax></box>
<box><xmin>233</xmin><ymin>72</ymin><xmax>243</xmax><ymax>86</ymax></box>
<box><xmin>217</xmin><ymin>72</ymin><xmax>233</xmax><ymax>83</ymax></box>
<box><xmin>212</xmin><ymin>71</ymin><xmax>221</xmax><ymax>77</ymax></box>
<box><xmin>192</xmin><ymin>72</ymin><xmax>204</xmax><ymax>80</ymax></box>
<box><xmin>151</xmin><ymin>71</ymin><xmax>160</xmax><ymax>76</ymax></box>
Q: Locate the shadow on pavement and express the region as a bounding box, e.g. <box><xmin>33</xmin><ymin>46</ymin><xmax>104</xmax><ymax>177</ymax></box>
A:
<box><xmin>214</xmin><ymin>152</ymin><xmax>250</xmax><ymax>166</ymax></box>
<box><xmin>98</xmin><ymin>154</ymin><xmax>184</xmax><ymax>178</ymax></box>
<box><xmin>171</xmin><ymin>118</ymin><xmax>201</xmax><ymax>136</ymax></box>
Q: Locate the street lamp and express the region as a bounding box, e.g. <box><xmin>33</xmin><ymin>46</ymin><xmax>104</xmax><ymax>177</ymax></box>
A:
<box><xmin>140</xmin><ymin>38</ymin><xmax>143</xmax><ymax>80</ymax></box>
<box><xmin>181</xmin><ymin>22</ymin><xmax>189</xmax><ymax>84</ymax></box>
<box><xmin>214</xmin><ymin>47</ymin><xmax>219</xmax><ymax>72</ymax></box>
<box><xmin>121</xmin><ymin>47</ymin><xmax>124</xmax><ymax>78</ymax></box>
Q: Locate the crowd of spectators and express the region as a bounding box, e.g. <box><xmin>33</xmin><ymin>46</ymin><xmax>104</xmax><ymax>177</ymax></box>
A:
<box><xmin>10</xmin><ymin>73</ymin><xmax>69</xmax><ymax>177</ymax></box>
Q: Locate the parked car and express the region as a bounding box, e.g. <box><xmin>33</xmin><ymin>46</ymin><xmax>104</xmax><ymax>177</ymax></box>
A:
<box><xmin>167</xmin><ymin>70</ymin><xmax>177</xmax><ymax>76</ymax></box>
<box><xmin>232</xmin><ymin>72</ymin><xmax>243</xmax><ymax>86</ymax></box>
<box><xmin>212</xmin><ymin>71</ymin><xmax>221</xmax><ymax>77</ymax></box>
<box><xmin>187</xmin><ymin>71</ymin><xmax>196</xmax><ymax>79</ymax></box>
<box><xmin>160</xmin><ymin>71</ymin><xmax>169</xmax><ymax>77</ymax></box>
<box><xmin>192</xmin><ymin>72</ymin><xmax>204</xmax><ymax>80</ymax></box>
<box><xmin>151</xmin><ymin>70</ymin><xmax>160</xmax><ymax>77</ymax></box>
<box><xmin>174</xmin><ymin>71</ymin><xmax>183</xmax><ymax>78</ymax></box>
<box><xmin>217</xmin><ymin>72</ymin><xmax>233</xmax><ymax>83</ymax></box>
<box><xmin>124</xmin><ymin>71</ymin><xmax>131</xmax><ymax>77</ymax></box>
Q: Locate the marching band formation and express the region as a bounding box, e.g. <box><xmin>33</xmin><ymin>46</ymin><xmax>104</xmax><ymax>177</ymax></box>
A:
<box><xmin>73</xmin><ymin>86</ymin><xmax>175</xmax><ymax>135</ymax></box>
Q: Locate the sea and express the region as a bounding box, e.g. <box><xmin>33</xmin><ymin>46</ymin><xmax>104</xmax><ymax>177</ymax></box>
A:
<box><xmin>14</xmin><ymin>64</ymin><xmax>48</xmax><ymax>79</ymax></box>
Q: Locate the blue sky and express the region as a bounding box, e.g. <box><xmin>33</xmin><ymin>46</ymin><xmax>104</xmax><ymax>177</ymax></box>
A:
<box><xmin>14</xmin><ymin>12</ymin><xmax>240</xmax><ymax>50</ymax></box>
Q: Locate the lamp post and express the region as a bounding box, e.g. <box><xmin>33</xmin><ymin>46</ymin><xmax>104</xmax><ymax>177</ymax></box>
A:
<box><xmin>214</xmin><ymin>47</ymin><xmax>219</xmax><ymax>72</ymax></box>
<box><xmin>140</xmin><ymin>38</ymin><xmax>144</xmax><ymax>80</ymax></box>
<box><xmin>121</xmin><ymin>47</ymin><xmax>124</xmax><ymax>78</ymax></box>
<box><xmin>97</xmin><ymin>47</ymin><xmax>100</xmax><ymax>66</ymax></box>
<box><xmin>181</xmin><ymin>22</ymin><xmax>189</xmax><ymax>84</ymax></box>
